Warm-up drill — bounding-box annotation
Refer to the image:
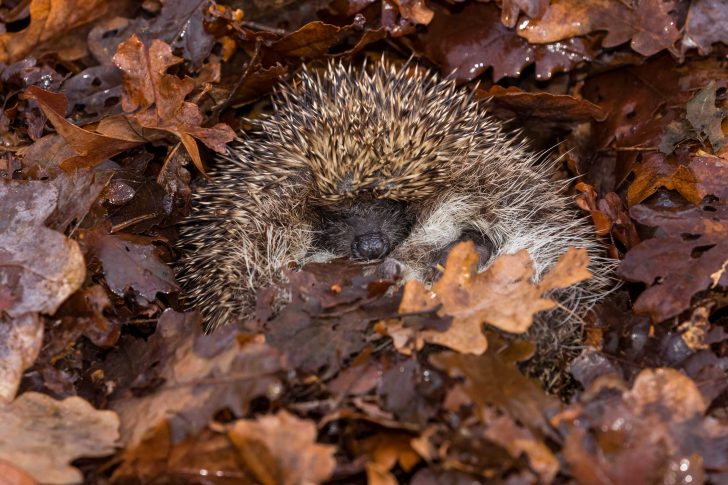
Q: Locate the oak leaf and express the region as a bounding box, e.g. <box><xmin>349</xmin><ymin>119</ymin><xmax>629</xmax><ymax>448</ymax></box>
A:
<box><xmin>0</xmin><ymin>392</ymin><xmax>119</xmax><ymax>484</ymax></box>
<box><xmin>227</xmin><ymin>411</ymin><xmax>336</xmax><ymax>485</ymax></box>
<box><xmin>398</xmin><ymin>241</ymin><xmax>591</xmax><ymax>354</ymax></box>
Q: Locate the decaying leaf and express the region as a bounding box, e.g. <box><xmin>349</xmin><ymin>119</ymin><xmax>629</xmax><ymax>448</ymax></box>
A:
<box><xmin>0</xmin><ymin>180</ymin><xmax>86</xmax><ymax>317</ymax></box>
<box><xmin>112</xmin><ymin>35</ymin><xmax>235</xmax><ymax>174</ymax></box>
<box><xmin>227</xmin><ymin>411</ymin><xmax>336</xmax><ymax>485</ymax></box>
<box><xmin>0</xmin><ymin>392</ymin><xmax>119</xmax><ymax>484</ymax></box>
<box><xmin>0</xmin><ymin>180</ymin><xmax>85</xmax><ymax>401</ymax></box>
<box><xmin>0</xmin><ymin>0</ymin><xmax>132</xmax><ymax>63</ymax></box>
<box><xmin>107</xmin><ymin>310</ymin><xmax>285</xmax><ymax>447</ymax></box>
<box><xmin>80</xmin><ymin>230</ymin><xmax>177</xmax><ymax>303</ymax></box>
<box><xmin>397</xmin><ymin>241</ymin><xmax>590</xmax><ymax>354</ymax></box>
<box><xmin>0</xmin><ymin>313</ymin><xmax>43</xmax><ymax>403</ymax></box>
<box><xmin>517</xmin><ymin>0</ymin><xmax>680</xmax><ymax>56</ymax></box>
<box><xmin>620</xmin><ymin>203</ymin><xmax>728</xmax><ymax>322</ymax></box>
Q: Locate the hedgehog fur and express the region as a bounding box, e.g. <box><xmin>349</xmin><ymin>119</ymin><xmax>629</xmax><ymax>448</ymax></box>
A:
<box><xmin>176</xmin><ymin>61</ymin><xmax>615</xmax><ymax>383</ymax></box>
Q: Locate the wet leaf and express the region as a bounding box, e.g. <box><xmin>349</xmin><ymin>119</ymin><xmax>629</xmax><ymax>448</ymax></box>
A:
<box><xmin>107</xmin><ymin>310</ymin><xmax>285</xmax><ymax>447</ymax></box>
<box><xmin>0</xmin><ymin>392</ymin><xmax>119</xmax><ymax>484</ymax></box>
<box><xmin>0</xmin><ymin>0</ymin><xmax>132</xmax><ymax>63</ymax></box>
<box><xmin>80</xmin><ymin>230</ymin><xmax>177</xmax><ymax>303</ymax></box>
<box><xmin>620</xmin><ymin>203</ymin><xmax>728</xmax><ymax>322</ymax></box>
<box><xmin>227</xmin><ymin>411</ymin><xmax>336</xmax><ymax>485</ymax></box>
<box><xmin>399</xmin><ymin>242</ymin><xmax>590</xmax><ymax>354</ymax></box>
<box><xmin>417</xmin><ymin>2</ymin><xmax>592</xmax><ymax>82</ymax></box>
<box><xmin>517</xmin><ymin>0</ymin><xmax>680</xmax><ymax>56</ymax></box>
<box><xmin>112</xmin><ymin>35</ymin><xmax>235</xmax><ymax>173</ymax></box>
<box><xmin>0</xmin><ymin>180</ymin><xmax>86</xmax><ymax>318</ymax></box>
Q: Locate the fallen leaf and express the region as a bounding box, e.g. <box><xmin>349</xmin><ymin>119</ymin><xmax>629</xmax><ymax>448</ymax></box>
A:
<box><xmin>0</xmin><ymin>313</ymin><xmax>43</xmax><ymax>402</ymax></box>
<box><xmin>0</xmin><ymin>392</ymin><xmax>119</xmax><ymax>484</ymax></box>
<box><xmin>417</xmin><ymin>2</ymin><xmax>592</xmax><ymax>82</ymax></box>
<box><xmin>80</xmin><ymin>230</ymin><xmax>178</xmax><ymax>303</ymax></box>
<box><xmin>620</xmin><ymin>202</ymin><xmax>728</xmax><ymax>322</ymax></box>
<box><xmin>107</xmin><ymin>310</ymin><xmax>285</xmax><ymax>447</ymax></box>
<box><xmin>22</xmin><ymin>86</ymin><xmax>145</xmax><ymax>169</ymax></box>
<box><xmin>683</xmin><ymin>0</ymin><xmax>728</xmax><ymax>55</ymax></box>
<box><xmin>113</xmin><ymin>422</ymin><xmax>244</xmax><ymax>484</ymax></box>
<box><xmin>483</xmin><ymin>86</ymin><xmax>606</xmax><ymax>122</ymax></box>
<box><xmin>0</xmin><ymin>180</ymin><xmax>86</xmax><ymax>317</ymax></box>
<box><xmin>227</xmin><ymin>411</ymin><xmax>336</xmax><ymax>485</ymax></box>
<box><xmin>356</xmin><ymin>432</ymin><xmax>420</xmax><ymax>485</ymax></box>
<box><xmin>517</xmin><ymin>0</ymin><xmax>680</xmax><ymax>56</ymax></box>
<box><xmin>0</xmin><ymin>461</ymin><xmax>37</xmax><ymax>485</ymax></box>
<box><xmin>399</xmin><ymin>242</ymin><xmax>591</xmax><ymax>354</ymax></box>
<box><xmin>266</xmin><ymin>261</ymin><xmax>400</xmax><ymax>379</ymax></box>
<box><xmin>484</xmin><ymin>415</ymin><xmax>559</xmax><ymax>484</ymax></box>
<box><xmin>112</xmin><ymin>35</ymin><xmax>235</xmax><ymax>174</ymax></box>
<box><xmin>685</xmin><ymin>82</ymin><xmax>727</xmax><ymax>152</ymax></box>
<box><xmin>625</xmin><ymin>368</ymin><xmax>707</xmax><ymax>420</ymax></box>
<box><xmin>0</xmin><ymin>0</ymin><xmax>132</xmax><ymax>63</ymax></box>
<box><xmin>431</xmin><ymin>335</ymin><xmax>561</xmax><ymax>437</ymax></box>
<box><xmin>559</xmin><ymin>367</ymin><xmax>726</xmax><ymax>485</ymax></box>
<box><xmin>501</xmin><ymin>0</ymin><xmax>549</xmax><ymax>28</ymax></box>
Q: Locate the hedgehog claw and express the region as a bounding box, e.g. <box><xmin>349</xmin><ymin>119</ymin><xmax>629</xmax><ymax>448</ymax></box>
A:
<box><xmin>377</xmin><ymin>257</ymin><xmax>404</xmax><ymax>280</ymax></box>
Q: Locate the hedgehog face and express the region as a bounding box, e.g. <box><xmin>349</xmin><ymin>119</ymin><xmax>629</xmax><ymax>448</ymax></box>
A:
<box><xmin>313</xmin><ymin>199</ymin><xmax>415</xmax><ymax>261</ymax></box>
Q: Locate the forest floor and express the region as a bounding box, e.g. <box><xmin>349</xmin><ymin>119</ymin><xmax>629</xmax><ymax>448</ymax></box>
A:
<box><xmin>0</xmin><ymin>1</ymin><xmax>727</xmax><ymax>484</ymax></box>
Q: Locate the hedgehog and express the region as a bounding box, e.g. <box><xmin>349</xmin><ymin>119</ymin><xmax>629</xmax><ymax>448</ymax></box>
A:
<box><xmin>176</xmin><ymin>61</ymin><xmax>614</xmax><ymax>382</ymax></box>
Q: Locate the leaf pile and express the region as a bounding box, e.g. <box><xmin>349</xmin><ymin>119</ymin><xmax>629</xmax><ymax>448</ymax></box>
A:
<box><xmin>0</xmin><ymin>1</ymin><xmax>727</xmax><ymax>484</ymax></box>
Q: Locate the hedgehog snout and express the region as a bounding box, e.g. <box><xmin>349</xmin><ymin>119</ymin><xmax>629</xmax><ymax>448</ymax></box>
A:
<box><xmin>352</xmin><ymin>233</ymin><xmax>391</xmax><ymax>260</ymax></box>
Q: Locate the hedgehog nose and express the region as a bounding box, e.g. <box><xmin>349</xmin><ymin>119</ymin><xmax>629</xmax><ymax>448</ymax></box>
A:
<box><xmin>352</xmin><ymin>233</ymin><xmax>390</xmax><ymax>260</ymax></box>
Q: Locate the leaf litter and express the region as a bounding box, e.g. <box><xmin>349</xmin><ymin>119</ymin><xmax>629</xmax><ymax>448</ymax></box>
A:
<box><xmin>0</xmin><ymin>1</ymin><xmax>726</xmax><ymax>484</ymax></box>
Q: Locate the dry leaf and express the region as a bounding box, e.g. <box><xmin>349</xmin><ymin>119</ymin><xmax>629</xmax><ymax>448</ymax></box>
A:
<box><xmin>0</xmin><ymin>392</ymin><xmax>119</xmax><ymax>484</ymax></box>
<box><xmin>399</xmin><ymin>242</ymin><xmax>591</xmax><ymax>354</ymax></box>
<box><xmin>227</xmin><ymin>411</ymin><xmax>336</xmax><ymax>485</ymax></box>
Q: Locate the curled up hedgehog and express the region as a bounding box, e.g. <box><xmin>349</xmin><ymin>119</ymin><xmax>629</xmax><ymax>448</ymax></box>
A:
<box><xmin>176</xmin><ymin>61</ymin><xmax>614</xmax><ymax>384</ymax></box>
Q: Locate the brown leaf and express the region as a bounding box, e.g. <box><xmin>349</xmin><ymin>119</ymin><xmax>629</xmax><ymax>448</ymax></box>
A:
<box><xmin>0</xmin><ymin>392</ymin><xmax>119</xmax><ymax>484</ymax></box>
<box><xmin>483</xmin><ymin>86</ymin><xmax>606</xmax><ymax>122</ymax></box>
<box><xmin>501</xmin><ymin>0</ymin><xmax>549</xmax><ymax>28</ymax></box>
<box><xmin>227</xmin><ymin>411</ymin><xmax>336</xmax><ymax>485</ymax></box>
<box><xmin>266</xmin><ymin>261</ymin><xmax>400</xmax><ymax>378</ymax></box>
<box><xmin>0</xmin><ymin>313</ymin><xmax>43</xmax><ymax>402</ymax></box>
<box><xmin>112</xmin><ymin>35</ymin><xmax>235</xmax><ymax>173</ymax></box>
<box><xmin>0</xmin><ymin>461</ymin><xmax>37</xmax><ymax>485</ymax></box>
<box><xmin>517</xmin><ymin>0</ymin><xmax>680</xmax><ymax>56</ymax></box>
<box><xmin>683</xmin><ymin>0</ymin><xmax>728</xmax><ymax>55</ymax></box>
<box><xmin>0</xmin><ymin>0</ymin><xmax>132</xmax><ymax>63</ymax></box>
<box><xmin>80</xmin><ymin>230</ymin><xmax>177</xmax><ymax>302</ymax></box>
<box><xmin>484</xmin><ymin>415</ymin><xmax>559</xmax><ymax>484</ymax></box>
<box><xmin>399</xmin><ymin>242</ymin><xmax>590</xmax><ymax>354</ymax></box>
<box><xmin>620</xmin><ymin>203</ymin><xmax>728</xmax><ymax>322</ymax></box>
<box><xmin>22</xmin><ymin>86</ymin><xmax>145</xmax><ymax>170</ymax></box>
<box><xmin>625</xmin><ymin>368</ymin><xmax>707</xmax><ymax>421</ymax></box>
<box><xmin>685</xmin><ymin>82</ymin><xmax>727</xmax><ymax>152</ymax></box>
<box><xmin>418</xmin><ymin>2</ymin><xmax>592</xmax><ymax>82</ymax></box>
<box><xmin>113</xmin><ymin>422</ymin><xmax>244</xmax><ymax>484</ymax></box>
<box><xmin>431</xmin><ymin>336</ymin><xmax>561</xmax><ymax>437</ymax></box>
<box><xmin>558</xmin><ymin>367</ymin><xmax>726</xmax><ymax>484</ymax></box>
<box><xmin>356</xmin><ymin>432</ymin><xmax>420</xmax><ymax>485</ymax></box>
<box><xmin>108</xmin><ymin>310</ymin><xmax>285</xmax><ymax>447</ymax></box>
<box><xmin>0</xmin><ymin>179</ymin><xmax>85</xmax><ymax>318</ymax></box>
<box><xmin>377</xmin><ymin>358</ymin><xmax>444</xmax><ymax>426</ymax></box>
